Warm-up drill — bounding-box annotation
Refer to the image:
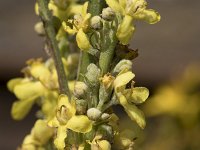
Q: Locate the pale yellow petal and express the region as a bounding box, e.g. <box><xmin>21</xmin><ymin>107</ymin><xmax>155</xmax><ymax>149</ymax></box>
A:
<box><xmin>54</xmin><ymin>126</ymin><xmax>67</xmax><ymax>150</ymax></box>
<box><xmin>58</xmin><ymin>94</ymin><xmax>76</xmax><ymax>117</ymax></box>
<box><xmin>31</xmin><ymin>120</ymin><xmax>54</xmax><ymax>145</ymax></box>
<box><xmin>119</xmin><ymin>94</ymin><xmax>146</xmax><ymax>129</ymax></box>
<box><xmin>116</xmin><ymin>15</ymin><xmax>135</xmax><ymax>45</ymax></box>
<box><xmin>76</xmin><ymin>29</ymin><xmax>91</xmax><ymax>51</ymax></box>
<box><xmin>130</xmin><ymin>87</ymin><xmax>149</xmax><ymax>104</ymax></box>
<box><xmin>11</xmin><ymin>98</ymin><xmax>35</xmax><ymax>120</ymax></box>
<box><xmin>13</xmin><ymin>81</ymin><xmax>45</xmax><ymax>100</ymax></box>
<box><xmin>105</xmin><ymin>0</ymin><xmax>124</xmax><ymax>14</ymax></box>
<box><xmin>69</xmin><ymin>4</ymin><xmax>82</xmax><ymax>15</ymax></box>
<box><xmin>7</xmin><ymin>78</ymin><xmax>23</xmax><ymax>92</ymax></box>
<box><xmin>62</xmin><ymin>21</ymin><xmax>77</xmax><ymax>34</ymax></box>
<box><xmin>48</xmin><ymin>117</ymin><xmax>60</xmax><ymax>127</ymax></box>
<box><xmin>134</xmin><ymin>9</ymin><xmax>161</xmax><ymax>24</ymax></box>
<box><xmin>66</xmin><ymin>115</ymin><xmax>93</xmax><ymax>133</ymax></box>
<box><xmin>114</xmin><ymin>71</ymin><xmax>135</xmax><ymax>90</ymax></box>
<box><xmin>82</xmin><ymin>2</ymin><xmax>89</xmax><ymax>17</ymax></box>
<box><xmin>98</xmin><ymin>140</ymin><xmax>111</xmax><ymax>150</ymax></box>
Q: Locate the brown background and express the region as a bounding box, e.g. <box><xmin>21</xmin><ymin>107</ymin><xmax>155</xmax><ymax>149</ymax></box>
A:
<box><xmin>0</xmin><ymin>0</ymin><xmax>200</xmax><ymax>149</ymax></box>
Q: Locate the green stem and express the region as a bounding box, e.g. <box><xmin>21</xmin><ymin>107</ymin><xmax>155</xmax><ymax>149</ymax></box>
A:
<box><xmin>99</xmin><ymin>22</ymin><xmax>118</xmax><ymax>75</ymax></box>
<box><xmin>77</xmin><ymin>0</ymin><xmax>106</xmax><ymax>81</ymax></box>
<box><xmin>37</xmin><ymin>0</ymin><xmax>70</xmax><ymax>97</ymax></box>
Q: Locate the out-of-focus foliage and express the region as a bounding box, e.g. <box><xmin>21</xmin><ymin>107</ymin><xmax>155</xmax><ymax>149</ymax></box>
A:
<box><xmin>141</xmin><ymin>64</ymin><xmax>200</xmax><ymax>150</ymax></box>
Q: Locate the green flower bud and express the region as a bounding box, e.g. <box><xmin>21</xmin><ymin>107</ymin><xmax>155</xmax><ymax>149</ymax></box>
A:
<box><xmin>102</xmin><ymin>7</ymin><xmax>115</xmax><ymax>21</ymax></box>
<box><xmin>87</xmin><ymin>108</ymin><xmax>102</xmax><ymax>121</ymax></box>
<box><xmin>113</xmin><ymin>59</ymin><xmax>133</xmax><ymax>74</ymax></box>
<box><xmin>75</xmin><ymin>99</ymin><xmax>87</xmax><ymax>115</ymax></box>
<box><xmin>74</xmin><ymin>81</ymin><xmax>88</xmax><ymax>98</ymax></box>
<box><xmin>34</xmin><ymin>22</ymin><xmax>45</xmax><ymax>36</ymax></box>
<box><xmin>85</xmin><ymin>64</ymin><xmax>100</xmax><ymax>86</ymax></box>
<box><xmin>90</xmin><ymin>16</ymin><xmax>103</xmax><ymax>30</ymax></box>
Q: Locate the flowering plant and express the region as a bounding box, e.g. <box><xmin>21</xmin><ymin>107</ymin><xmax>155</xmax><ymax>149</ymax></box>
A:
<box><xmin>8</xmin><ymin>0</ymin><xmax>160</xmax><ymax>149</ymax></box>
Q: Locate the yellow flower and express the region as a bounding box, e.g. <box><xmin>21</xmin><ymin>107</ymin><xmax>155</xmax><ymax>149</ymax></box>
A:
<box><xmin>62</xmin><ymin>2</ymin><xmax>91</xmax><ymax>51</ymax></box>
<box><xmin>48</xmin><ymin>0</ymin><xmax>82</xmax><ymax>22</ymax></box>
<box><xmin>48</xmin><ymin>95</ymin><xmax>93</xmax><ymax>150</ymax></box>
<box><xmin>35</xmin><ymin>0</ymin><xmax>82</xmax><ymax>22</ymax></box>
<box><xmin>8</xmin><ymin>59</ymin><xmax>75</xmax><ymax>120</ymax></box>
<box><xmin>21</xmin><ymin>120</ymin><xmax>54</xmax><ymax>150</ymax></box>
<box><xmin>113</xmin><ymin>70</ymin><xmax>149</xmax><ymax>129</ymax></box>
<box><xmin>90</xmin><ymin>135</ymin><xmax>111</xmax><ymax>150</ymax></box>
<box><xmin>105</xmin><ymin>0</ymin><xmax>161</xmax><ymax>45</ymax></box>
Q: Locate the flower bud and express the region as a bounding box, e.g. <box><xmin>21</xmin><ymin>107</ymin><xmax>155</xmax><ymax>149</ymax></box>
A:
<box><xmin>113</xmin><ymin>59</ymin><xmax>133</xmax><ymax>74</ymax></box>
<box><xmin>34</xmin><ymin>22</ymin><xmax>45</xmax><ymax>36</ymax></box>
<box><xmin>87</xmin><ymin>108</ymin><xmax>102</xmax><ymax>121</ymax></box>
<box><xmin>74</xmin><ymin>81</ymin><xmax>88</xmax><ymax>98</ymax></box>
<box><xmin>85</xmin><ymin>64</ymin><xmax>100</xmax><ymax>86</ymax></box>
<box><xmin>90</xmin><ymin>16</ymin><xmax>103</xmax><ymax>30</ymax></box>
<box><xmin>101</xmin><ymin>113</ymin><xmax>110</xmax><ymax>120</ymax></box>
<box><xmin>102</xmin><ymin>7</ymin><xmax>115</xmax><ymax>21</ymax></box>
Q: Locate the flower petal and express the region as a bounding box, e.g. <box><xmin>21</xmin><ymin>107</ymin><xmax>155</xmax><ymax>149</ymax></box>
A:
<box><xmin>58</xmin><ymin>94</ymin><xmax>76</xmax><ymax>118</ymax></box>
<box><xmin>62</xmin><ymin>21</ymin><xmax>77</xmax><ymax>34</ymax></box>
<box><xmin>116</xmin><ymin>15</ymin><xmax>135</xmax><ymax>45</ymax></box>
<box><xmin>54</xmin><ymin>126</ymin><xmax>67</xmax><ymax>150</ymax></box>
<box><xmin>119</xmin><ymin>94</ymin><xmax>146</xmax><ymax>129</ymax></box>
<box><xmin>31</xmin><ymin>120</ymin><xmax>54</xmax><ymax>145</ymax></box>
<box><xmin>105</xmin><ymin>0</ymin><xmax>124</xmax><ymax>14</ymax></box>
<box><xmin>11</xmin><ymin>98</ymin><xmax>35</xmax><ymax>120</ymax></box>
<box><xmin>76</xmin><ymin>29</ymin><xmax>91</xmax><ymax>51</ymax></box>
<box><xmin>82</xmin><ymin>2</ymin><xmax>89</xmax><ymax>17</ymax></box>
<box><xmin>114</xmin><ymin>71</ymin><xmax>135</xmax><ymax>90</ymax></box>
<box><xmin>130</xmin><ymin>87</ymin><xmax>149</xmax><ymax>104</ymax></box>
<box><xmin>98</xmin><ymin>140</ymin><xmax>111</xmax><ymax>150</ymax></box>
<box><xmin>7</xmin><ymin>78</ymin><xmax>23</xmax><ymax>92</ymax></box>
<box><xmin>134</xmin><ymin>9</ymin><xmax>161</xmax><ymax>24</ymax></box>
<box><xmin>13</xmin><ymin>81</ymin><xmax>45</xmax><ymax>100</ymax></box>
<box><xmin>66</xmin><ymin>115</ymin><xmax>92</xmax><ymax>133</ymax></box>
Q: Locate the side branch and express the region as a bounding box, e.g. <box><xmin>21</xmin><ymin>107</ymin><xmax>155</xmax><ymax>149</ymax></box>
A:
<box><xmin>37</xmin><ymin>0</ymin><xmax>70</xmax><ymax>97</ymax></box>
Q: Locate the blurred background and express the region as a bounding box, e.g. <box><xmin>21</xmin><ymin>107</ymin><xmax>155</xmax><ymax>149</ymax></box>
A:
<box><xmin>0</xmin><ymin>0</ymin><xmax>200</xmax><ymax>149</ymax></box>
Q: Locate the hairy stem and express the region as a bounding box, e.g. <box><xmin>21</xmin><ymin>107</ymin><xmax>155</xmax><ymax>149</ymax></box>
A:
<box><xmin>78</xmin><ymin>0</ymin><xmax>106</xmax><ymax>81</ymax></box>
<box><xmin>37</xmin><ymin>0</ymin><xmax>70</xmax><ymax>97</ymax></box>
<box><xmin>99</xmin><ymin>22</ymin><xmax>118</xmax><ymax>75</ymax></box>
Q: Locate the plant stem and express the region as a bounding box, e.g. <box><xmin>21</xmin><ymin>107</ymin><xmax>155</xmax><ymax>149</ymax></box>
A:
<box><xmin>78</xmin><ymin>0</ymin><xmax>105</xmax><ymax>81</ymax></box>
<box><xmin>37</xmin><ymin>0</ymin><xmax>70</xmax><ymax>97</ymax></box>
<box><xmin>99</xmin><ymin>22</ymin><xmax>118</xmax><ymax>75</ymax></box>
